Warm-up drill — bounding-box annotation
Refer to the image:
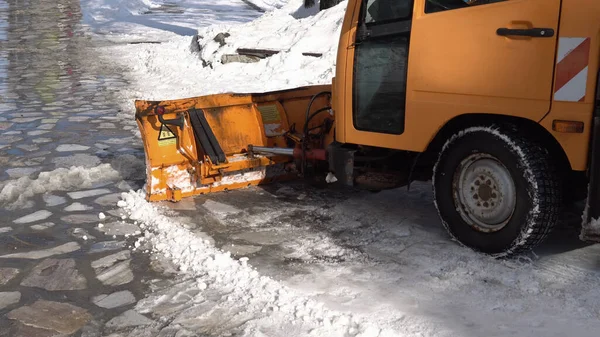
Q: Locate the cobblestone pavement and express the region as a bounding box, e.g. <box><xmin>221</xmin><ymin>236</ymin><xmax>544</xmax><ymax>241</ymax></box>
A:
<box><xmin>0</xmin><ymin>1</ymin><xmax>259</xmax><ymax>336</ymax></box>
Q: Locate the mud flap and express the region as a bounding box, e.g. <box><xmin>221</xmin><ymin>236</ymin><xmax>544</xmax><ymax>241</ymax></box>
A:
<box><xmin>327</xmin><ymin>142</ymin><xmax>355</xmax><ymax>186</ymax></box>
<box><xmin>581</xmin><ymin>116</ymin><xmax>600</xmax><ymax>242</ymax></box>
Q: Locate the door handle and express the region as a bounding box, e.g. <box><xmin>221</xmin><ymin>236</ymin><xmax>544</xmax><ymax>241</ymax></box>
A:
<box><xmin>496</xmin><ymin>28</ymin><xmax>554</xmax><ymax>38</ymax></box>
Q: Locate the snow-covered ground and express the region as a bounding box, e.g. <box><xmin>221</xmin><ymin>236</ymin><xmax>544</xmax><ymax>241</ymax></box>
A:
<box><xmin>81</xmin><ymin>0</ymin><xmax>265</xmax><ymax>39</ymax></box>
<box><xmin>113</xmin><ymin>184</ymin><xmax>600</xmax><ymax>336</ymax></box>
<box><xmin>3</xmin><ymin>0</ymin><xmax>596</xmax><ymax>336</ymax></box>
<box><xmin>92</xmin><ymin>0</ymin><xmax>343</xmax><ymax>106</ymax></box>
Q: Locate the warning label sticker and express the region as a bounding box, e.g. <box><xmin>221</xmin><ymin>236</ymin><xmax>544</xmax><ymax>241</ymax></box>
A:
<box><xmin>158</xmin><ymin>124</ymin><xmax>177</xmax><ymax>147</ymax></box>
<box><xmin>257</xmin><ymin>104</ymin><xmax>281</xmax><ymax>123</ymax></box>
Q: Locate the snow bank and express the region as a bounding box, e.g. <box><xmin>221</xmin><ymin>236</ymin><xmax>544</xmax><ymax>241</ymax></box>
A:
<box><xmin>0</xmin><ymin>164</ymin><xmax>120</xmax><ymax>210</ymax></box>
<box><xmin>104</xmin><ymin>0</ymin><xmax>345</xmax><ymax>101</ymax></box>
<box><xmin>195</xmin><ymin>0</ymin><xmax>344</xmax><ymax>71</ymax></box>
<box><xmin>118</xmin><ymin>189</ymin><xmax>401</xmax><ymax>336</ymax></box>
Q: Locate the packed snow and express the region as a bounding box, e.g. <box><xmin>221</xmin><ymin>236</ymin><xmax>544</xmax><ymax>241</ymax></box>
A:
<box><xmin>0</xmin><ymin>164</ymin><xmax>120</xmax><ymax>210</ymax></box>
<box><xmin>116</xmin><ymin>182</ymin><xmax>600</xmax><ymax>337</ymax></box>
<box><xmin>119</xmin><ymin>190</ymin><xmax>399</xmax><ymax>336</ymax></box>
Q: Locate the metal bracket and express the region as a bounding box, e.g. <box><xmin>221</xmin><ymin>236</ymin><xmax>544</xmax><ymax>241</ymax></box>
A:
<box><xmin>158</xmin><ymin>113</ymin><xmax>185</xmax><ymax>129</ymax></box>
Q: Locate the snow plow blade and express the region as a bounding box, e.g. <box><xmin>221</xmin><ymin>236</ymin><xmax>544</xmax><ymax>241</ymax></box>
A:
<box><xmin>134</xmin><ymin>85</ymin><xmax>332</xmax><ymax>202</ymax></box>
<box><xmin>581</xmin><ymin>116</ymin><xmax>600</xmax><ymax>242</ymax></box>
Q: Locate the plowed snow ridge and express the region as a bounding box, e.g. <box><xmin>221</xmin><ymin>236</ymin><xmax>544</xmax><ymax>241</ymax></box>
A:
<box><xmin>120</xmin><ymin>190</ymin><xmax>402</xmax><ymax>336</ymax></box>
<box><xmin>0</xmin><ymin>164</ymin><xmax>120</xmax><ymax>210</ymax></box>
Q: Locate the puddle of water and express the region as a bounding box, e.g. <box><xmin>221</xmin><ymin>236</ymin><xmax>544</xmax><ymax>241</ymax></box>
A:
<box><xmin>0</xmin><ymin>0</ymin><xmax>8</xmax><ymax>98</ymax></box>
<box><xmin>0</xmin><ymin>0</ymin><xmax>162</xmax><ymax>325</ymax></box>
<box><xmin>0</xmin><ymin>232</ymin><xmax>59</xmax><ymax>253</ymax></box>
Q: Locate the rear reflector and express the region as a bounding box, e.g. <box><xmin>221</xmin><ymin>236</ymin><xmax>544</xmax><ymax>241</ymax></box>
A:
<box><xmin>552</xmin><ymin>120</ymin><xmax>584</xmax><ymax>133</ymax></box>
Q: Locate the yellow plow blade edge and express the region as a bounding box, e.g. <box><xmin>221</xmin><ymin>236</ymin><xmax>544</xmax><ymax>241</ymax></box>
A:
<box><xmin>134</xmin><ymin>85</ymin><xmax>332</xmax><ymax>202</ymax></box>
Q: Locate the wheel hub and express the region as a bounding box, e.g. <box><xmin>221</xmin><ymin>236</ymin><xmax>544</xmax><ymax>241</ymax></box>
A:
<box><xmin>453</xmin><ymin>154</ymin><xmax>516</xmax><ymax>232</ymax></box>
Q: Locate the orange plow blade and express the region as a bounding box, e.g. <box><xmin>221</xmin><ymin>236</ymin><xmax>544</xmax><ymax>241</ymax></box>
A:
<box><xmin>134</xmin><ymin>85</ymin><xmax>332</xmax><ymax>202</ymax></box>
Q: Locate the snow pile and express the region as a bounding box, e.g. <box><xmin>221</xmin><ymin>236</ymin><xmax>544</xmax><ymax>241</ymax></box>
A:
<box><xmin>195</xmin><ymin>0</ymin><xmax>344</xmax><ymax>71</ymax></box>
<box><xmin>118</xmin><ymin>189</ymin><xmax>402</xmax><ymax>336</ymax></box>
<box><xmin>580</xmin><ymin>188</ymin><xmax>600</xmax><ymax>240</ymax></box>
<box><xmin>104</xmin><ymin>0</ymin><xmax>346</xmax><ymax>101</ymax></box>
<box><xmin>0</xmin><ymin>164</ymin><xmax>120</xmax><ymax>210</ymax></box>
<box><xmin>582</xmin><ymin>216</ymin><xmax>600</xmax><ymax>240</ymax></box>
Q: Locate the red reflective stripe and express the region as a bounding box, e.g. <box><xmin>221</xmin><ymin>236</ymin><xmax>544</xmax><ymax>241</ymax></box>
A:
<box><xmin>555</xmin><ymin>38</ymin><xmax>591</xmax><ymax>93</ymax></box>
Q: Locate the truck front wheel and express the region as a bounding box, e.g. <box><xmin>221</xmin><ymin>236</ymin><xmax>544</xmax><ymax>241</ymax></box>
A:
<box><xmin>432</xmin><ymin>125</ymin><xmax>562</xmax><ymax>257</ymax></box>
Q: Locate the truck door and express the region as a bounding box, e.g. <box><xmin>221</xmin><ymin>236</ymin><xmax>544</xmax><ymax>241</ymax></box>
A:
<box><xmin>408</xmin><ymin>0</ymin><xmax>561</xmax><ymax>124</ymax></box>
<box><xmin>343</xmin><ymin>0</ymin><xmax>561</xmax><ymax>153</ymax></box>
<box><xmin>352</xmin><ymin>0</ymin><xmax>413</xmax><ymax>136</ymax></box>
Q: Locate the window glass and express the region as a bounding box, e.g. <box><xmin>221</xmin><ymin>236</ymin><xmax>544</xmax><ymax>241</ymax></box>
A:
<box><xmin>425</xmin><ymin>0</ymin><xmax>507</xmax><ymax>14</ymax></box>
<box><xmin>353</xmin><ymin>36</ymin><xmax>408</xmax><ymax>134</ymax></box>
<box><xmin>365</xmin><ymin>0</ymin><xmax>412</xmax><ymax>24</ymax></box>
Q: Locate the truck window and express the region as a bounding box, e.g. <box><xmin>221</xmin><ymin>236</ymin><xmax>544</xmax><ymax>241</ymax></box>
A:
<box><xmin>365</xmin><ymin>0</ymin><xmax>412</xmax><ymax>24</ymax></box>
<box><xmin>353</xmin><ymin>0</ymin><xmax>413</xmax><ymax>135</ymax></box>
<box><xmin>425</xmin><ymin>0</ymin><xmax>507</xmax><ymax>14</ymax></box>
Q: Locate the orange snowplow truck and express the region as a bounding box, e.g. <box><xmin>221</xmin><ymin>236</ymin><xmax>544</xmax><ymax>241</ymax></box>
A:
<box><xmin>135</xmin><ymin>0</ymin><xmax>600</xmax><ymax>257</ymax></box>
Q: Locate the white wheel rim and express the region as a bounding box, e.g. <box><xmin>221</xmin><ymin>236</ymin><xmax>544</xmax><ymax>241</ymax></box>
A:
<box><xmin>452</xmin><ymin>153</ymin><xmax>517</xmax><ymax>232</ymax></box>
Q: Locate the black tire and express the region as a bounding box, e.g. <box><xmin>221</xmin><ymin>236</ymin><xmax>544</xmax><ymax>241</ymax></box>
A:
<box><xmin>432</xmin><ymin>125</ymin><xmax>562</xmax><ymax>257</ymax></box>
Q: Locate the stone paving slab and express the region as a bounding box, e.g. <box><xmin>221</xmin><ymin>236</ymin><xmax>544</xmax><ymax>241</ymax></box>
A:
<box><xmin>92</xmin><ymin>250</ymin><xmax>134</xmax><ymax>286</ymax></box>
<box><xmin>105</xmin><ymin>310</ymin><xmax>153</xmax><ymax>329</ymax></box>
<box><xmin>7</xmin><ymin>300</ymin><xmax>91</xmax><ymax>335</ymax></box>
<box><xmin>13</xmin><ymin>210</ymin><xmax>53</xmax><ymax>224</ymax></box>
<box><xmin>0</xmin><ymin>242</ymin><xmax>80</xmax><ymax>260</ymax></box>
<box><xmin>11</xmin><ymin>323</ymin><xmax>69</xmax><ymax>337</ymax></box>
<box><xmin>88</xmin><ymin>241</ymin><xmax>126</xmax><ymax>254</ymax></box>
<box><xmin>30</xmin><ymin>222</ymin><xmax>56</xmax><ymax>231</ymax></box>
<box><xmin>0</xmin><ymin>268</ymin><xmax>20</xmax><ymax>285</ymax></box>
<box><xmin>0</xmin><ymin>292</ymin><xmax>21</xmax><ymax>310</ymax></box>
<box><xmin>96</xmin><ymin>260</ymin><xmax>134</xmax><ymax>286</ymax></box>
<box><xmin>93</xmin><ymin>290</ymin><xmax>136</xmax><ymax>309</ymax></box>
<box><xmin>21</xmin><ymin>258</ymin><xmax>87</xmax><ymax>291</ymax></box>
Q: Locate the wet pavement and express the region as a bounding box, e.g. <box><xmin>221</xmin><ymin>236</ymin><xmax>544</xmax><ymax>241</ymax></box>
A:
<box><xmin>0</xmin><ymin>0</ymin><xmax>184</xmax><ymax>335</ymax></box>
